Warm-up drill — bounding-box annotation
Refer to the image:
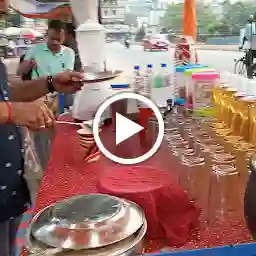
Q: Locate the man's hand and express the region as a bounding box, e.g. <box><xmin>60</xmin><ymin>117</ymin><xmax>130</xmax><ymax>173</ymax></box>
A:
<box><xmin>17</xmin><ymin>59</ymin><xmax>37</xmax><ymax>76</ymax></box>
<box><xmin>52</xmin><ymin>71</ymin><xmax>84</xmax><ymax>94</ymax></box>
<box><xmin>11</xmin><ymin>102</ymin><xmax>55</xmax><ymax>131</ymax></box>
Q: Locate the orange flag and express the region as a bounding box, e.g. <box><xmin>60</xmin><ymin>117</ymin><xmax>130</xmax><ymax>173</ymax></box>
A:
<box><xmin>183</xmin><ymin>0</ymin><xmax>197</xmax><ymax>42</ymax></box>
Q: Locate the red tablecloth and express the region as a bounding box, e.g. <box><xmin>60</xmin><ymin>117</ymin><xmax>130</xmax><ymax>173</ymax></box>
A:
<box><xmin>33</xmin><ymin>118</ymin><xmax>253</xmax><ymax>253</ymax></box>
<box><xmin>98</xmin><ymin>166</ymin><xmax>199</xmax><ymax>245</ymax></box>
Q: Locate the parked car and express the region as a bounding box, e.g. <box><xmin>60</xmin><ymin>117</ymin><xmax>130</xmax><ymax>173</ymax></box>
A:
<box><xmin>142</xmin><ymin>34</ymin><xmax>169</xmax><ymax>51</ymax></box>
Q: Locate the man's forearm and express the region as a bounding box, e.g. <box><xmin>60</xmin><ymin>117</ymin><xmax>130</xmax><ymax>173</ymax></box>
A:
<box><xmin>9</xmin><ymin>77</ymin><xmax>49</xmax><ymax>102</ymax></box>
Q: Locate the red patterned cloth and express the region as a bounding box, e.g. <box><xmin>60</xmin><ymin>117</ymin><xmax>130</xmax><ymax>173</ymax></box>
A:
<box><xmin>174</xmin><ymin>37</ymin><xmax>198</xmax><ymax>66</ymax></box>
<box><xmin>98</xmin><ymin>166</ymin><xmax>199</xmax><ymax>246</ymax></box>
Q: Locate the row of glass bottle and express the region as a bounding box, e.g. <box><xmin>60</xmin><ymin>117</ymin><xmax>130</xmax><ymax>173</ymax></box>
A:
<box><xmin>213</xmin><ymin>72</ymin><xmax>256</xmax><ymax>145</ymax></box>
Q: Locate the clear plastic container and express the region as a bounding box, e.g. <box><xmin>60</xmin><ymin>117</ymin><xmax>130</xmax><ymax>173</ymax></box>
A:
<box><xmin>188</xmin><ymin>72</ymin><xmax>220</xmax><ymax>109</ymax></box>
<box><xmin>175</xmin><ymin>64</ymin><xmax>205</xmax><ymax>99</ymax></box>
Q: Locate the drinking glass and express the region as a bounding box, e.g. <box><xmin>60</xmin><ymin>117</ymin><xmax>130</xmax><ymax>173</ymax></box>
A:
<box><xmin>111</xmin><ymin>99</ymin><xmax>128</xmax><ymax>129</ymax></box>
<box><xmin>208</xmin><ymin>164</ymin><xmax>241</xmax><ymax>225</ymax></box>
<box><xmin>211</xmin><ymin>152</ymin><xmax>236</xmax><ymax>165</ymax></box>
<box><xmin>168</xmin><ymin>139</ymin><xmax>189</xmax><ymax>156</ymax></box>
<box><xmin>180</xmin><ymin>155</ymin><xmax>205</xmax><ymax>205</ymax></box>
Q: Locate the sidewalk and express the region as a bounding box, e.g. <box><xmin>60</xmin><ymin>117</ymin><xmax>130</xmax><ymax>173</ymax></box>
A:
<box><xmin>195</xmin><ymin>44</ymin><xmax>237</xmax><ymax>51</ymax></box>
<box><xmin>131</xmin><ymin>41</ymin><xmax>238</xmax><ymax>51</ymax></box>
<box><xmin>169</xmin><ymin>43</ymin><xmax>238</xmax><ymax>51</ymax></box>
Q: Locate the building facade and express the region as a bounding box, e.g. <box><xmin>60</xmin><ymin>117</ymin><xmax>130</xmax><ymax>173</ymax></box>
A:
<box><xmin>100</xmin><ymin>0</ymin><xmax>126</xmax><ymax>24</ymax></box>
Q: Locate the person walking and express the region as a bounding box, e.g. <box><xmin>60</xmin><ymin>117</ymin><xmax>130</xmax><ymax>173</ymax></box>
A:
<box><xmin>17</xmin><ymin>19</ymin><xmax>75</xmax><ymax>173</ymax></box>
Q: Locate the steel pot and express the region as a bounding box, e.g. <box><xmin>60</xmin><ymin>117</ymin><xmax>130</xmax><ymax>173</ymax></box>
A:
<box><xmin>25</xmin><ymin>194</ymin><xmax>147</xmax><ymax>255</ymax></box>
<box><xmin>30</xmin><ymin>194</ymin><xmax>145</xmax><ymax>250</ymax></box>
<box><xmin>25</xmin><ymin>218</ymin><xmax>147</xmax><ymax>256</ymax></box>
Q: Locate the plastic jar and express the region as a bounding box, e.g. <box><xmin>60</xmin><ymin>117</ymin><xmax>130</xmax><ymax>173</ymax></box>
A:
<box><xmin>188</xmin><ymin>72</ymin><xmax>220</xmax><ymax>109</ymax></box>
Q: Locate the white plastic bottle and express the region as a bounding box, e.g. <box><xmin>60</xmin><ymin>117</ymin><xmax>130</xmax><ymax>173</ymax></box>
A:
<box><xmin>133</xmin><ymin>65</ymin><xmax>143</xmax><ymax>94</ymax></box>
<box><xmin>161</xmin><ymin>63</ymin><xmax>170</xmax><ymax>88</ymax></box>
<box><xmin>143</xmin><ymin>64</ymin><xmax>153</xmax><ymax>99</ymax></box>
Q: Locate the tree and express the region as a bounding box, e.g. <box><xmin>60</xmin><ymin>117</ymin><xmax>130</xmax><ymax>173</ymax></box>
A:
<box><xmin>221</xmin><ymin>0</ymin><xmax>256</xmax><ymax>35</ymax></box>
<box><xmin>161</xmin><ymin>0</ymin><xmax>256</xmax><ymax>36</ymax></box>
<box><xmin>161</xmin><ymin>0</ymin><xmax>219</xmax><ymax>35</ymax></box>
<box><xmin>161</xmin><ymin>3</ymin><xmax>183</xmax><ymax>33</ymax></box>
<box><xmin>6</xmin><ymin>9</ymin><xmax>22</xmax><ymax>27</ymax></box>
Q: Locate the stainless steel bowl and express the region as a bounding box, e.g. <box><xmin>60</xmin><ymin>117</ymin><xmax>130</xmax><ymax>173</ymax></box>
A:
<box><xmin>31</xmin><ymin>194</ymin><xmax>145</xmax><ymax>250</ymax></box>
<box><xmin>25</xmin><ymin>209</ymin><xmax>147</xmax><ymax>256</ymax></box>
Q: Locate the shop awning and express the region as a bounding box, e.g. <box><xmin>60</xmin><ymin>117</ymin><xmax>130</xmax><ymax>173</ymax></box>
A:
<box><xmin>10</xmin><ymin>0</ymin><xmax>72</xmax><ymax>20</ymax></box>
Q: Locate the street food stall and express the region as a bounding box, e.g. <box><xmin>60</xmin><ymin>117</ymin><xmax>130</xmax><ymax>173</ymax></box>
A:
<box><xmin>11</xmin><ymin>0</ymin><xmax>256</xmax><ymax>256</ymax></box>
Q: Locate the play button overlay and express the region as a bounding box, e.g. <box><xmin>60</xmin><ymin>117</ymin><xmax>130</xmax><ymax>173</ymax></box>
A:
<box><xmin>116</xmin><ymin>113</ymin><xmax>144</xmax><ymax>145</ymax></box>
<box><xmin>93</xmin><ymin>92</ymin><xmax>164</xmax><ymax>165</ymax></box>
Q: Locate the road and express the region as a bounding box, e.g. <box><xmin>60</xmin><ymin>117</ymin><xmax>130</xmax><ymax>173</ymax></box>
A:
<box><xmin>105</xmin><ymin>42</ymin><xmax>243</xmax><ymax>74</ymax></box>
<box><xmin>5</xmin><ymin>42</ymin><xmax>244</xmax><ymax>75</ymax></box>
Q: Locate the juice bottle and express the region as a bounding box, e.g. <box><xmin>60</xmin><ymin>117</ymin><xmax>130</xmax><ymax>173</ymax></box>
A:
<box><xmin>220</xmin><ymin>87</ymin><xmax>237</xmax><ymax>125</ymax></box>
<box><xmin>213</xmin><ymin>83</ymin><xmax>229</xmax><ymax>120</ymax></box>
<box><xmin>249</xmin><ymin>104</ymin><xmax>256</xmax><ymax>145</ymax></box>
<box><xmin>238</xmin><ymin>97</ymin><xmax>256</xmax><ymax>141</ymax></box>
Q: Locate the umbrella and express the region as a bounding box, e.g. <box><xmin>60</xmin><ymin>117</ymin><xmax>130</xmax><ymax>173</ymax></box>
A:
<box><xmin>10</xmin><ymin>0</ymin><xmax>72</xmax><ymax>20</ymax></box>
<box><xmin>10</xmin><ymin>0</ymin><xmax>102</xmax><ymax>23</ymax></box>
<box><xmin>183</xmin><ymin>0</ymin><xmax>197</xmax><ymax>42</ymax></box>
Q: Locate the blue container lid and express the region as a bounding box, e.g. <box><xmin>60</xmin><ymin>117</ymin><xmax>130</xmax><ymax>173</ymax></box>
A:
<box><xmin>147</xmin><ymin>64</ymin><xmax>153</xmax><ymax>68</ymax></box>
<box><xmin>111</xmin><ymin>84</ymin><xmax>130</xmax><ymax>88</ymax></box>
<box><xmin>174</xmin><ymin>98</ymin><xmax>185</xmax><ymax>106</ymax></box>
<box><xmin>175</xmin><ymin>64</ymin><xmax>205</xmax><ymax>73</ymax></box>
<box><xmin>134</xmin><ymin>65</ymin><xmax>140</xmax><ymax>70</ymax></box>
<box><xmin>161</xmin><ymin>63</ymin><xmax>167</xmax><ymax>68</ymax></box>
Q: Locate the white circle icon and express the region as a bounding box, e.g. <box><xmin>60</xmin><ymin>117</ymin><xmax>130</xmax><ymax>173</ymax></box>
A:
<box><xmin>93</xmin><ymin>92</ymin><xmax>164</xmax><ymax>165</ymax></box>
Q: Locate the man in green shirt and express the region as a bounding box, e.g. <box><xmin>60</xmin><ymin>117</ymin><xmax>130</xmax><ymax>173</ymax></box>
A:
<box><xmin>17</xmin><ymin>20</ymin><xmax>75</xmax><ymax>175</ymax></box>
<box><xmin>18</xmin><ymin>20</ymin><xmax>75</xmax><ymax>78</ymax></box>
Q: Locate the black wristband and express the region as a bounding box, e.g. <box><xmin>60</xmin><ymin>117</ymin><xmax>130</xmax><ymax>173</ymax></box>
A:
<box><xmin>46</xmin><ymin>75</ymin><xmax>55</xmax><ymax>93</ymax></box>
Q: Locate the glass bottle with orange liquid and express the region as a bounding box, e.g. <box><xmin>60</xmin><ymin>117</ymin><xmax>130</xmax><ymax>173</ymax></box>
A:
<box><xmin>213</xmin><ymin>86</ymin><xmax>237</xmax><ymax>136</ymax></box>
<box><xmin>237</xmin><ymin>96</ymin><xmax>256</xmax><ymax>142</ymax></box>
<box><xmin>212</xmin><ymin>71</ymin><xmax>230</xmax><ymax>120</ymax></box>
<box><xmin>249</xmin><ymin>103</ymin><xmax>256</xmax><ymax>145</ymax></box>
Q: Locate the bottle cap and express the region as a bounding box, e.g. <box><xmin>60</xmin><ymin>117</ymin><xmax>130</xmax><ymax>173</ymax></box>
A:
<box><xmin>167</xmin><ymin>99</ymin><xmax>173</xmax><ymax>105</ymax></box>
<box><xmin>134</xmin><ymin>65</ymin><xmax>140</xmax><ymax>70</ymax></box>
<box><xmin>161</xmin><ymin>63</ymin><xmax>167</xmax><ymax>68</ymax></box>
<box><xmin>147</xmin><ymin>64</ymin><xmax>153</xmax><ymax>68</ymax></box>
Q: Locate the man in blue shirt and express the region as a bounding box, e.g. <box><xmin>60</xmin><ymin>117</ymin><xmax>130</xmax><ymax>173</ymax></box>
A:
<box><xmin>0</xmin><ymin>3</ymin><xmax>84</xmax><ymax>253</ymax></box>
<box><xmin>0</xmin><ymin>66</ymin><xmax>83</xmax><ymax>255</ymax></box>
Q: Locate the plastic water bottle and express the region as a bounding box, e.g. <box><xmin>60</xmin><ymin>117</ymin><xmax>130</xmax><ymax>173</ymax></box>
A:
<box><xmin>143</xmin><ymin>64</ymin><xmax>153</xmax><ymax>99</ymax></box>
<box><xmin>161</xmin><ymin>63</ymin><xmax>170</xmax><ymax>87</ymax></box>
<box><xmin>133</xmin><ymin>65</ymin><xmax>143</xmax><ymax>94</ymax></box>
<box><xmin>154</xmin><ymin>63</ymin><xmax>169</xmax><ymax>88</ymax></box>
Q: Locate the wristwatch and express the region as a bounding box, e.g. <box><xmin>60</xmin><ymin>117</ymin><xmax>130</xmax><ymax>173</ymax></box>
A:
<box><xmin>46</xmin><ymin>75</ymin><xmax>55</xmax><ymax>93</ymax></box>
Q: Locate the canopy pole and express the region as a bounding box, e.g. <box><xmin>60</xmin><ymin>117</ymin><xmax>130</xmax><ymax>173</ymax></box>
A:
<box><xmin>183</xmin><ymin>0</ymin><xmax>197</xmax><ymax>42</ymax></box>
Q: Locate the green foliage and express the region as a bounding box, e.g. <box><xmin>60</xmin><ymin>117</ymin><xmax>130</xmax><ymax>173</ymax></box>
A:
<box><xmin>0</xmin><ymin>8</ymin><xmax>22</xmax><ymax>28</ymax></box>
<box><xmin>162</xmin><ymin>0</ymin><xmax>256</xmax><ymax>35</ymax></box>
